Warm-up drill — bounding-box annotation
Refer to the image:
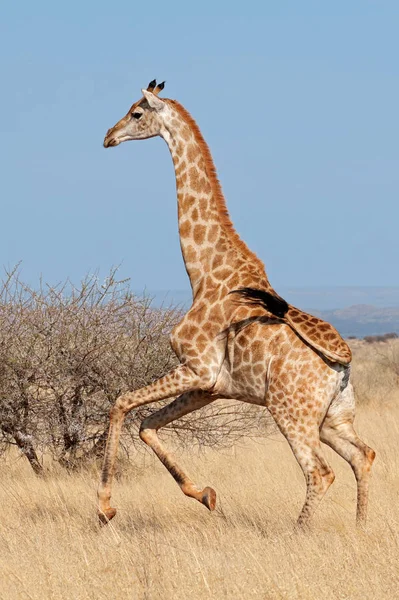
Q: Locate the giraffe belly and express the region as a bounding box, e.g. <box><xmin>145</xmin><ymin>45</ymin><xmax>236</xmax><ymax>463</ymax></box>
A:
<box><xmin>222</xmin><ymin>319</ymin><xmax>343</xmax><ymax>416</ymax></box>
<box><xmin>221</xmin><ymin>321</ymin><xmax>274</xmax><ymax>404</ymax></box>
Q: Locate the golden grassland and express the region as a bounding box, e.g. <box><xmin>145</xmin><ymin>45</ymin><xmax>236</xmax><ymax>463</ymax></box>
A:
<box><xmin>0</xmin><ymin>341</ymin><xmax>398</xmax><ymax>599</ymax></box>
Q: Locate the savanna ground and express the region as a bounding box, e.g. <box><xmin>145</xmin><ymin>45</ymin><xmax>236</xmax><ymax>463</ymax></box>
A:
<box><xmin>0</xmin><ymin>340</ymin><xmax>398</xmax><ymax>599</ymax></box>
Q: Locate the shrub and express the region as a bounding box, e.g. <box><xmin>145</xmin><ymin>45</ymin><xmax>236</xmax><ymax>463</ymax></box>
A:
<box><xmin>0</xmin><ymin>267</ymin><xmax>269</xmax><ymax>473</ymax></box>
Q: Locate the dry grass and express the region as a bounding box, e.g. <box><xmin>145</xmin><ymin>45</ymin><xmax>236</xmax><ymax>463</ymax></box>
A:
<box><xmin>0</xmin><ymin>341</ymin><xmax>398</xmax><ymax>599</ymax></box>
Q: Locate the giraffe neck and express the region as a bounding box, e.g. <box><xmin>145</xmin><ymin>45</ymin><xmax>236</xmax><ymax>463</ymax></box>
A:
<box><xmin>162</xmin><ymin>100</ymin><xmax>265</xmax><ymax>298</ymax></box>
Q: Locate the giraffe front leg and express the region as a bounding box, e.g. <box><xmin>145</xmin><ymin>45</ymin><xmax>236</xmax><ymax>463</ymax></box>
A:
<box><xmin>139</xmin><ymin>391</ymin><xmax>217</xmax><ymax>511</ymax></box>
<box><xmin>97</xmin><ymin>364</ymin><xmax>203</xmax><ymax>524</ymax></box>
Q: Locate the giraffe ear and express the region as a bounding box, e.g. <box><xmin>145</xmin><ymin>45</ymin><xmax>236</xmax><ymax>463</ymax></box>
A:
<box><xmin>153</xmin><ymin>81</ymin><xmax>165</xmax><ymax>95</ymax></box>
<box><xmin>141</xmin><ymin>89</ymin><xmax>165</xmax><ymax>111</ymax></box>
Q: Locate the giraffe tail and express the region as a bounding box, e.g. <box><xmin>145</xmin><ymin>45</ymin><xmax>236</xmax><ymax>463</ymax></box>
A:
<box><xmin>229</xmin><ymin>287</ymin><xmax>352</xmax><ymax>366</ymax></box>
<box><xmin>229</xmin><ymin>287</ymin><xmax>289</xmax><ymax>317</ymax></box>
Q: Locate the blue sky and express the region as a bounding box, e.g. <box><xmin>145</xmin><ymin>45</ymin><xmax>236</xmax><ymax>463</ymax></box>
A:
<box><xmin>1</xmin><ymin>1</ymin><xmax>398</xmax><ymax>297</ymax></box>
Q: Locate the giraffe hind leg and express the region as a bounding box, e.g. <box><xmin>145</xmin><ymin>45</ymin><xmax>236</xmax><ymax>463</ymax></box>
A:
<box><xmin>269</xmin><ymin>408</ymin><xmax>335</xmax><ymax>526</ymax></box>
<box><xmin>139</xmin><ymin>391</ymin><xmax>217</xmax><ymax>510</ymax></box>
<box><xmin>320</xmin><ymin>384</ymin><xmax>375</xmax><ymax>524</ymax></box>
<box><xmin>289</xmin><ymin>433</ymin><xmax>335</xmax><ymax>527</ymax></box>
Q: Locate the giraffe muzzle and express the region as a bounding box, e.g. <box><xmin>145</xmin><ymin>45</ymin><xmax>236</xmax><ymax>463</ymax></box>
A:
<box><xmin>103</xmin><ymin>135</ymin><xmax>118</xmax><ymax>148</ymax></box>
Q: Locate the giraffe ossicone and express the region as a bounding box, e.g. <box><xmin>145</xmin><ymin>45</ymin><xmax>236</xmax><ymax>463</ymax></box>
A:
<box><xmin>98</xmin><ymin>80</ymin><xmax>375</xmax><ymax>527</ymax></box>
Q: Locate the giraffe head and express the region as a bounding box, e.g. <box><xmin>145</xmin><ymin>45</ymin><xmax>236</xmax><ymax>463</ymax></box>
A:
<box><xmin>103</xmin><ymin>79</ymin><xmax>168</xmax><ymax>148</ymax></box>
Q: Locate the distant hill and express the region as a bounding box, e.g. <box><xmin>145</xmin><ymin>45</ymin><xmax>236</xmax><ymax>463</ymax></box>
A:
<box><xmin>279</xmin><ymin>286</ymin><xmax>399</xmax><ymax>311</ymax></box>
<box><xmin>313</xmin><ymin>305</ymin><xmax>399</xmax><ymax>337</ymax></box>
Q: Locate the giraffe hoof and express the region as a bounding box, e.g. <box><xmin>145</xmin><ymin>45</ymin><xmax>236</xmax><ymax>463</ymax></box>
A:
<box><xmin>98</xmin><ymin>507</ymin><xmax>117</xmax><ymax>525</ymax></box>
<box><xmin>202</xmin><ymin>486</ymin><xmax>217</xmax><ymax>511</ymax></box>
<box><xmin>294</xmin><ymin>518</ymin><xmax>310</xmax><ymax>532</ymax></box>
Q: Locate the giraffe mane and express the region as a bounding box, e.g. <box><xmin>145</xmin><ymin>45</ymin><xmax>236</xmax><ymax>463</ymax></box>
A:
<box><xmin>166</xmin><ymin>99</ymin><xmax>265</xmax><ymax>270</ymax></box>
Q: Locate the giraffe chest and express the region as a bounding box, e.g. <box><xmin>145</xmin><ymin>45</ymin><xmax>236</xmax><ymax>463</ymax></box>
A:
<box><xmin>170</xmin><ymin>302</ymin><xmax>228</xmax><ymax>360</ymax></box>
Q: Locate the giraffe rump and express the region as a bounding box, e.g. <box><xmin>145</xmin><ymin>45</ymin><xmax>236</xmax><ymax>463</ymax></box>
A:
<box><xmin>230</xmin><ymin>287</ymin><xmax>352</xmax><ymax>366</ymax></box>
<box><xmin>229</xmin><ymin>287</ymin><xmax>289</xmax><ymax>318</ymax></box>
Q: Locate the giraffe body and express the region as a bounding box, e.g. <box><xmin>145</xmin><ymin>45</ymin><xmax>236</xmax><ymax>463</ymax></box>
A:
<box><xmin>98</xmin><ymin>81</ymin><xmax>374</xmax><ymax>527</ymax></box>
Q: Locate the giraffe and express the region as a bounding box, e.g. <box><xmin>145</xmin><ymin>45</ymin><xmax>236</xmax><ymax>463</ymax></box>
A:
<box><xmin>99</xmin><ymin>80</ymin><xmax>375</xmax><ymax>527</ymax></box>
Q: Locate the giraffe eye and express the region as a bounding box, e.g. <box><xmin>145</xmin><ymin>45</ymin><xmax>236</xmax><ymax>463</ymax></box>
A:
<box><xmin>132</xmin><ymin>111</ymin><xmax>142</xmax><ymax>120</ymax></box>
